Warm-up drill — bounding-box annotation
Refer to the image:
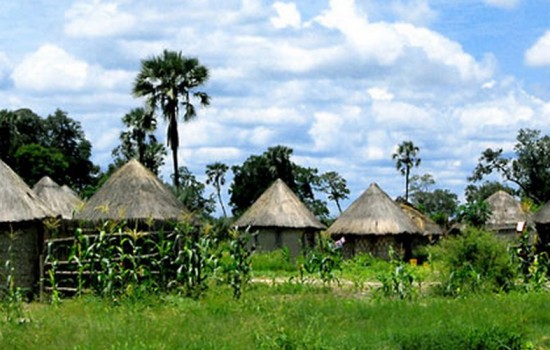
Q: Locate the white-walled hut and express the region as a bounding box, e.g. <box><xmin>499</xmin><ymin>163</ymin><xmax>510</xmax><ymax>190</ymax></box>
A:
<box><xmin>234</xmin><ymin>178</ymin><xmax>326</xmax><ymax>257</ymax></box>
<box><xmin>0</xmin><ymin>159</ymin><xmax>54</xmax><ymax>292</ymax></box>
<box><xmin>485</xmin><ymin>190</ymin><xmax>529</xmax><ymax>239</ymax></box>
<box><xmin>327</xmin><ymin>183</ymin><xmax>421</xmax><ymax>260</ymax></box>
<box><xmin>75</xmin><ymin>159</ymin><xmax>192</xmax><ymax>227</ymax></box>
<box><xmin>32</xmin><ymin>176</ymin><xmax>83</xmax><ymax>220</ymax></box>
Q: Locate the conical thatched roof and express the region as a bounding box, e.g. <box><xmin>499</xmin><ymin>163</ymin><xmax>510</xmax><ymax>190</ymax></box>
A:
<box><xmin>534</xmin><ymin>201</ymin><xmax>550</xmax><ymax>224</ymax></box>
<box><xmin>398</xmin><ymin>201</ymin><xmax>443</xmax><ymax>236</ymax></box>
<box><xmin>75</xmin><ymin>159</ymin><xmax>190</xmax><ymax>222</ymax></box>
<box><xmin>32</xmin><ymin>176</ymin><xmax>83</xmax><ymax>220</ymax></box>
<box><xmin>327</xmin><ymin>183</ymin><xmax>420</xmax><ymax>236</ymax></box>
<box><xmin>0</xmin><ymin>159</ymin><xmax>54</xmax><ymax>222</ymax></box>
<box><xmin>485</xmin><ymin>190</ymin><xmax>528</xmax><ymax>230</ymax></box>
<box><xmin>234</xmin><ymin>179</ymin><xmax>325</xmax><ymax>229</ymax></box>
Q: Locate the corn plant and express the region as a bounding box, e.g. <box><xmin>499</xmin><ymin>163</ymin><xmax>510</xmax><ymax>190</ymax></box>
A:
<box><xmin>377</xmin><ymin>246</ymin><xmax>417</xmax><ymax>300</ymax></box>
<box><xmin>224</xmin><ymin>228</ymin><xmax>252</xmax><ymax>299</ymax></box>
<box><xmin>300</xmin><ymin>235</ymin><xmax>342</xmax><ymax>285</ymax></box>
<box><xmin>1</xmin><ymin>229</ymin><xmax>25</xmax><ymax>322</ymax></box>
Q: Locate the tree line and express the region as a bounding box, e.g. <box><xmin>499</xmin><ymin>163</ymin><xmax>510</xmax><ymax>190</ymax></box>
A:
<box><xmin>2</xmin><ymin>49</ymin><xmax>550</xmax><ymax>224</ymax></box>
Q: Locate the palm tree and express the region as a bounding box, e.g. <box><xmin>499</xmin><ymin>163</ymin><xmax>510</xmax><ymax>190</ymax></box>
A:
<box><xmin>133</xmin><ymin>50</ymin><xmax>210</xmax><ymax>188</ymax></box>
<box><xmin>392</xmin><ymin>140</ymin><xmax>421</xmax><ymax>202</ymax></box>
<box><xmin>205</xmin><ymin>162</ymin><xmax>229</xmax><ymax>217</ymax></box>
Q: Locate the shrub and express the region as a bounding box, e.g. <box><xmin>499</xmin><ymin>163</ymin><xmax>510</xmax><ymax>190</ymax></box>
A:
<box><xmin>429</xmin><ymin>227</ymin><xmax>517</xmax><ymax>296</ymax></box>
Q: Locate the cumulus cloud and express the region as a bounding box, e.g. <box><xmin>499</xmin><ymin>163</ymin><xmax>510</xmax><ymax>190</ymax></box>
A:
<box><xmin>65</xmin><ymin>0</ymin><xmax>135</xmax><ymax>38</ymax></box>
<box><xmin>525</xmin><ymin>30</ymin><xmax>550</xmax><ymax>67</ymax></box>
<box><xmin>271</xmin><ymin>2</ymin><xmax>301</xmax><ymax>29</ymax></box>
<box><xmin>11</xmin><ymin>44</ymin><xmax>134</xmax><ymax>93</ymax></box>
<box><xmin>12</xmin><ymin>44</ymin><xmax>89</xmax><ymax>91</ymax></box>
<box><xmin>390</xmin><ymin>0</ymin><xmax>438</xmax><ymax>25</ymax></box>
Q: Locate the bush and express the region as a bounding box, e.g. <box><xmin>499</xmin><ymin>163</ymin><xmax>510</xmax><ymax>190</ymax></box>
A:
<box><xmin>429</xmin><ymin>227</ymin><xmax>517</xmax><ymax>296</ymax></box>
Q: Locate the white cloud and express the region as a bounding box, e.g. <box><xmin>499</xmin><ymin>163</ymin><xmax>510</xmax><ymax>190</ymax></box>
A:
<box><xmin>484</xmin><ymin>0</ymin><xmax>520</xmax><ymax>9</ymax></box>
<box><xmin>390</xmin><ymin>0</ymin><xmax>438</xmax><ymax>25</ymax></box>
<box><xmin>271</xmin><ymin>2</ymin><xmax>301</xmax><ymax>29</ymax></box>
<box><xmin>368</xmin><ymin>87</ymin><xmax>394</xmax><ymax>101</ymax></box>
<box><xmin>65</xmin><ymin>0</ymin><xmax>135</xmax><ymax>38</ymax></box>
<box><xmin>12</xmin><ymin>44</ymin><xmax>89</xmax><ymax>91</ymax></box>
<box><xmin>11</xmin><ymin>44</ymin><xmax>133</xmax><ymax>93</ymax></box>
<box><xmin>525</xmin><ymin>30</ymin><xmax>550</xmax><ymax>67</ymax></box>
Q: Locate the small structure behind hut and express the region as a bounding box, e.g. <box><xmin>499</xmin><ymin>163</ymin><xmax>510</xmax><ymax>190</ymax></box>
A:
<box><xmin>533</xmin><ymin>202</ymin><xmax>550</xmax><ymax>255</ymax></box>
<box><xmin>234</xmin><ymin>178</ymin><xmax>326</xmax><ymax>257</ymax></box>
<box><xmin>0</xmin><ymin>159</ymin><xmax>54</xmax><ymax>292</ymax></box>
<box><xmin>485</xmin><ymin>190</ymin><xmax>529</xmax><ymax>240</ymax></box>
<box><xmin>327</xmin><ymin>183</ymin><xmax>421</xmax><ymax>260</ymax></box>
<box><xmin>75</xmin><ymin>159</ymin><xmax>192</xmax><ymax>227</ymax></box>
<box><xmin>398</xmin><ymin>200</ymin><xmax>443</xmax><ymax>259</ymax></box>
<box><xmin>33</xmin><ymin>176</ymin><xmax>83</xmax><ymax>220</ymax></box>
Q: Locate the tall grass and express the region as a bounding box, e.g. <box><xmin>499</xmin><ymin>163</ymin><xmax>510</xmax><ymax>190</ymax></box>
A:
<box><xmin>0</xmin><ymin>288</ymin><xmax>548</xmax><ymax>349</ymax></box>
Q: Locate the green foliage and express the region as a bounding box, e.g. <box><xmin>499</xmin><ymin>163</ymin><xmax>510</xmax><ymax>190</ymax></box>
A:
<box><xmin>0</xmin><ymin>108</ymin><xmax>99</xmax><ymax>192</ymax></box>
<box><xmin>205</xmin><ymin>162</ymin><xmax>229</xmax><ymax>218</ymax></box>
<box><xmin>430</xmin><ymin>227</ymin><xmax>517</xmax><ymax>296</ymax></box>
<box><xmin>251</xmin><ymin>250</ymin><xmax>297</xmax><ymax>274</ymax></box>
<box><xmin>222</xmin><ymin>228</ymin><xmax>252</xmax><ymax>299</ymax></box>
<box><xmin>469</xmin><ymin>128</ymin><xmax>550</xmax><ymax>204</ymax></box>
<box><xmin>409</xmin><ymin>173</ymin><xmax>459</xmax><ymax>226</ymax></box>
<box><xmin>465</xmin><ymin>180</ymin><xmax>517</xmax><ymax>203</ymax></box>
<box><xmin>456</xmin><ymin>200</ymin><xmax>491</xmax><ymax>227</ymax></box>
<box><xmin>172</xmin><ymin>166</ymin><xmax>215</xmax><ymax>218</ymax></box>
<box><xmin>392</xmin><ymin>140</ymin><xmax>421</xmax><ymax>201</ymax></box>
<box><xmin>0</xmin><ymin>230</ymin><xmax>25</xmax><ymax>323</ymax></box>
<box><xmin>299</xmin><ymin>235</ymin><xmax>342</xmax><ymax>285</ymax></box>
<box><xmin>318</xmin><ymin>171</ymin><xmax>350</xmax><ymax>214</ymax></box>
<box><xmin>133</xmin><ymin>50</ymin><xmax>210</xmax><ymax>189</ymax></box>
<box><xmin>111</xmin><ymin>107</ymin><xmax>166</xmax><ymax>175</ymax></box>
<box><xmin>376</xmin><ymin>246</ymin><xmax>418</xmax><ymax>300</ymax></box>
<box><xmin>510</xmin><ymin>231</ymin><xmax>549</xmax><ymax>292</ymax></box>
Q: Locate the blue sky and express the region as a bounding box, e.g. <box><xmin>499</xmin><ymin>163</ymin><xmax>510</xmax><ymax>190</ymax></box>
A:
<box><xmin>2</xmin><ymin>0</ymin><xmax>550</xmax><ymax>216</ymax></box>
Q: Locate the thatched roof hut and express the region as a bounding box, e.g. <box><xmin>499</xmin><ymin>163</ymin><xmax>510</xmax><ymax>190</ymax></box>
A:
<box><xmin>0</xmin><ymin>159</ymin><xmax>53</xmax><ymax>222</ymax></box>
<box><xmin>327</xmin><ymin>183</ymin><xmax>421</xmax><ymax>259</ymax></box>
<box><xmin>485</xmin><ymin>190</ymin><xmax>528</xmax><ymax>235</ymax></box>
<box><xmin>398</xmin><ymin>201</ymin><xmax>443</xmax><ymax>237</ymax></box>
<box><xmin>234</xmin><ymin>179</ymin><xmax>325</xmax><ymax>257</ymax></box>
<box><xmin>32</xmin><ymin>176</ymin><xmax>83</xmax><ymax>220</ymax></box>
<box><xmin>0</xmin><ymin>159</ymin><xmax>53</xmax><ymax>291</ymax></box>
<box><xmin>75</xmin><ymin>159</ymin><xmax>190</xmax><ymax>223</ymax></box>
<box><xmin>234</xmin><ymin>178</ymin><xmax>325</xmax><ymax>230</ymax></box>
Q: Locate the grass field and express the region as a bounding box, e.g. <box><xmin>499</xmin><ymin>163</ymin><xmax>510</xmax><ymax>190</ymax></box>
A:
<box><xmin>1</xmin><ymin>285</ymin><xmax>549</xmax><ymax>349</ymax></box>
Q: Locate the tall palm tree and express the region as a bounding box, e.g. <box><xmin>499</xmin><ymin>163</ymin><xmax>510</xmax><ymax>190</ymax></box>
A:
<box><xmin>392</xmin><ymin>140</ymin><xmax>421</xmax><ymax>202</ymax></box>
<box><xmin>133</xmin><ymin>50</ymin><xmax>210</xmax><ymax>188</ymax></box>
<box><xmin>205</xmin><ymin>162</ymin><xmax>229</xmax><ymax>217</ymax></box>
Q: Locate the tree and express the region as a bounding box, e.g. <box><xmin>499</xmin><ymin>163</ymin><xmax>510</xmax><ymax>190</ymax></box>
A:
<box><xmin>133</xmin><ymin>50</ymin><xmax>210</xmax><ymax>189</ymax></box>
<box><xmin>469</xmin><ymin>129</ymin><xmax>550</xmax><ymax>204</ymax></box>
<box><xmin>409</xmin><ymin>174</ymin><xmax>458</xmax><ymax>227</ymax></box>
<box><xmin>318</xmin><ymin>171</ymin><xmax>350</xmax><ymax>214</ymax></box>
<box><xmin>229</xmin><ymin>145</ymin><xmax>329</xmax><ymax>219</ymax></box>
<box><xmin>392</xmin><ymin>140</ymin><xmax>421</xmax><ymax>202</ymax></box>
<box><xmin>205</xmin><ymin>162</ymin><xmax>229</xmax><ymax>218</ymax></box>
<box><xmin>0</xmin><ymin>108</ymin><xmax>99</xmax><ymax>192</ymax></box>
<box><xmin>171</xmin><ymin>166</ymin><xmax>215</xmax><ymax>217</ymax></box>
<box><xmin>112</xmin><ymin>107</ymin><xmax>166</xmax><ymax>175</ymax></box>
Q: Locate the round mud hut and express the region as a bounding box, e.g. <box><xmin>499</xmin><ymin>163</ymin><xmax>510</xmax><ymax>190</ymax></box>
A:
<box><xmin>327</xmin><ymin>183</ymin><xmax>421</xmax><ymax>260</ymax></box>
<box><xmin>485</xmin><ymin>190</ymin><xmax>529</xmax><ymax>239</ymax></box>
<box><xmin>75</xmin><ymin>159</ymin><xmax>192</xmax><ymax>228</ymax></box>
<box><xmin>0</xmin><ymin>159</ymin><xmax>54</xmax><ymax>292</ymax></box>
<box><xmin>33</xmin><ymin>176</ymin><xmax>83</xmax><ymax>220</ymax></box>
<box><xmin>234</xmin><ymin>178</ymin><xmax>326</xmax><ymax>258</ymax></box>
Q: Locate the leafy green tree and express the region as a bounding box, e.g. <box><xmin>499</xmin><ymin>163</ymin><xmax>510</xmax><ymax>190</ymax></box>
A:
<box><xmin>112</xmin><ymin>107</ymin><xmax>166</xmax><ymax>175</ymax></box>
<box><xmin>229</xmin><ymin>145</ymin><xmax>329</xmax><ymax>219</ymax></box>
<box><xmin>469</xmin><ymin>128</ymin><xmax>550</xmax><ymax>204</ymax></box>
<box><xmin>133</xmin><ymin>50</ymin><xmax>210</xmax><ymax>189</ymax></box>
<box><xmin>172</xmin><ymin>166</ymin><xmax>215</xmax><ymax>217</ymax></box>
<box><xmin>409</xmin><ymin>174</ymin><xmax>458</xmax><ymax>227</ymax></box>
<box><xmin>0</xmin><ymin>108</ymin><xmax>98</xmax><ymax>192</ymax></box>
<box><xmin>392</xmin><ymin>140</ymin><xmax>421</xmax><ymax>202</ymax></box>
<box><xmin>205</xmin><ymin>162</ymin><xmax>229</xmax><ymax>218</ymax></box>
<box><xmin>318</xmin><ymin>171</ymin><xmax>350</xmax><ymax>214</ymax></box>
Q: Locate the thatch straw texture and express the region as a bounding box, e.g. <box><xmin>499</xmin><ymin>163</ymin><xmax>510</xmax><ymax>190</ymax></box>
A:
<box><xmin>534</xmin><ymin>201</ymin><xmax>550</xmax><ymax>224</ymax></box>
<box><xmin>234</xmin><ymin>178</ymin><xmax>325</xmax><ymax>229</ymax></box>
<box><xmin>327</xmin><ymin>183</ymin><xmax>420</xmax><ymax>235</ymax></box>
<box><xmin>485</xmin><ymin>190</ymin><xmax>528</xmax><ymax>230</ymax></box>
<box><xmin>75</xmin><ymin>159</ymin><xmax>190</xmax><ymax>222</ymax></box>
<box><xmin>0</xmin><ymin>159</ymin><xmax>53</xmax><ymax>222</ymax></box>
<box><xmin>398</xmin><ymin>201</ymin><xmax>443</xmax><ymax>236</ymax></box>
<box><xmin>32</xmin><ymin>176</ymin><xmax>83</xmax><ymax>220</ymax></box>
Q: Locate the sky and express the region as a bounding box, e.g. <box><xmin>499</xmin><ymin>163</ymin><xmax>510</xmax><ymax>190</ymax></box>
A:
<box><xmin>2</xmin><ymin>0</ymin><xmax>550</xmax><ymax>216</ymax></box>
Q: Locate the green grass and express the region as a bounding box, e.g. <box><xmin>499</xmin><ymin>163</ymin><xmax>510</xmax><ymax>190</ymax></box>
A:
<box><xmin>1</xmin><ymin>287</ymin><xmax>549</xmax><ymax>349</ymax></box>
